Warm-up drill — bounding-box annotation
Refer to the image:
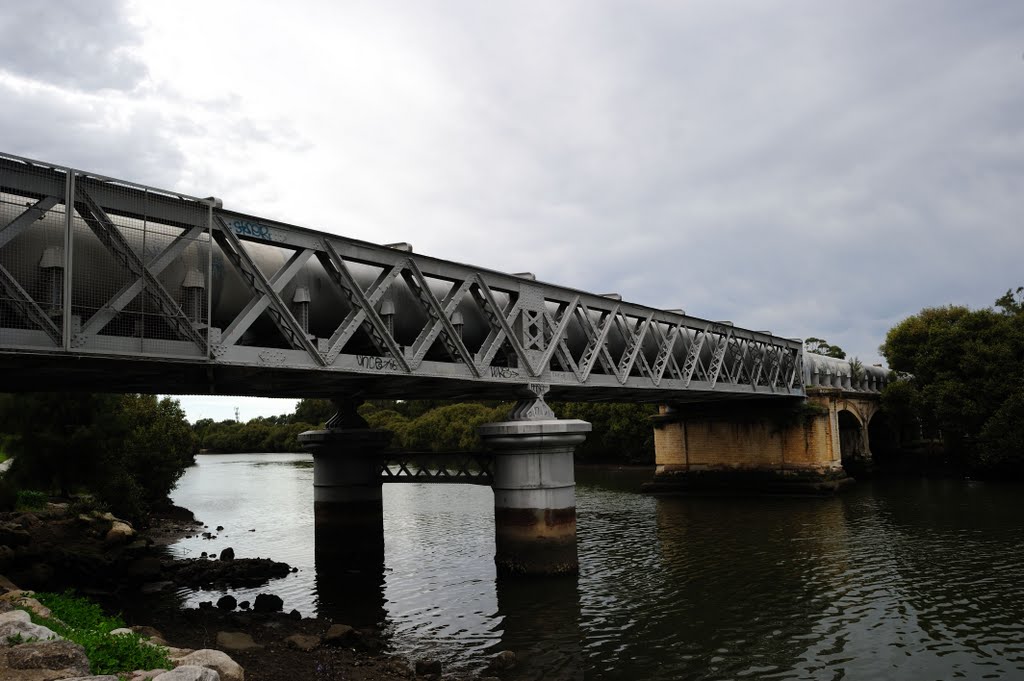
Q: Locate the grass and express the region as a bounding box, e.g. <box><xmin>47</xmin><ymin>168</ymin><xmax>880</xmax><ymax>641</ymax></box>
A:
<box><xmin>17</xmin><ymin>590</ymin><xmax>172</xmax><ymax>676</ymax></box>
<box><xmin>15</xmin><ymin>489</ymin><xmax>48</xmax><ymax>511</ymax></box>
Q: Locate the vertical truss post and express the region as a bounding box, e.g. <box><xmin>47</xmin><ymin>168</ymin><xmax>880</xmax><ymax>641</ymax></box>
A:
<box><xmin>62</xmin><ymin>169</ymin><xmax>75</xmax><ymax>351</ymax></box>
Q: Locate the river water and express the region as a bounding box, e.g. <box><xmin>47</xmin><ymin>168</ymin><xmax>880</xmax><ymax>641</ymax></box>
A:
<box><xmin>169</xmin><ymin>453</ymin><xmax>1024</xmax><ymax>680</ymax></box>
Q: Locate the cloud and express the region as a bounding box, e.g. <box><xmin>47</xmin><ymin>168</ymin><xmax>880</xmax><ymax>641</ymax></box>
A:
<box><xmin>4</xmin><ymin>0</ymin><xmax>1022</xmax><ymax>388</ymax></box>
<box><xmin>0</xmin><ymin>0</ymin><xmax>147</xmax><ymax>91</ymax></box>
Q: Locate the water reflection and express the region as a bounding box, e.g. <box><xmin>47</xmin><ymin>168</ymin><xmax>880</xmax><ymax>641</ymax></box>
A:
<box><xmin>493</xmin><ymin>576</ymin><xmax>583</xmax><ymax>681</ymax></box>
<box><xmin>313</xmin><ymin>507</ymin><xmax>387</xmax><ymax>627</ymax></box>
<box><xmin>172</xmin><ymin>456</ymin><xmax>1024</xmax><ymax>680</ymax></box>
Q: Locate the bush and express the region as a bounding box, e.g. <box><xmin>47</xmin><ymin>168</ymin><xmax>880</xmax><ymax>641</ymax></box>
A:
<box><xmin>16</xmin><ymin>489</ymin><xmax>48</xmax><ymax>510</ymax></box>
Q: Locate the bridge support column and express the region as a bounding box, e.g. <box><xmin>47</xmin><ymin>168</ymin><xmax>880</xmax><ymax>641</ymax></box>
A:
<box><xmin>478</xmin><ymin>385</ymin><xmax>591</xmax><ymax>577</ymax></box>
<box><xmin>645</xmin><ymin>394</ymin><xmax>854</xmax><ymax>495</ymax></box>
<box><xmin>299</xmin><ymin>399</ymin><xmax>391</xmax><ymax>562</ymax></box>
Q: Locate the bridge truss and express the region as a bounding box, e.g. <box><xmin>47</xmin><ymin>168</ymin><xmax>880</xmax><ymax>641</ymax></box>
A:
<box><xmin>0</xmin><ymin>153</ymin><xmax>804</xmax><ymax>402</ymax></box>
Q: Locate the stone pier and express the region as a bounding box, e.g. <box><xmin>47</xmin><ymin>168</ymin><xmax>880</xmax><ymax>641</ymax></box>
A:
<box><xmin>478</xmin><ymin>386</ymin><xmax>591</xmax><ymax>576</ymax></box>
<box><xmin>644</xmin><ymin>391</ymin><xmax>864</xmax><ymax>495</ymax></box>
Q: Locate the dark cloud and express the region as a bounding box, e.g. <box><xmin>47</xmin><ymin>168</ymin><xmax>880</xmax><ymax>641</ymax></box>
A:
<box><xmin>0</xmin><ymin>0</ymin><xmax>146</xmax><ymax>91</ymax></box>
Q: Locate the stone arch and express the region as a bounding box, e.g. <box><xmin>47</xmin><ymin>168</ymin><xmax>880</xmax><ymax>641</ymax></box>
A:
<box><xmin>838</xmin><ymin>408</ymin><xmax>869</xmax><ymax>473</ymax></box>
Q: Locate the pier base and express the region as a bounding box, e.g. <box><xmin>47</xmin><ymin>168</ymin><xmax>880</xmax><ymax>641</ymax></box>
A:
<box><xmin>479</xmin><ymin>387</ymin><xmax>590</xmax><ymax>576</ymax></box>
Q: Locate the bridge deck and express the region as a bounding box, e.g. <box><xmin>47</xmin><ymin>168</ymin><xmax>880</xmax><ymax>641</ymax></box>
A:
<box><xmin>0</xmin><ymin>152</ymin><xmax>805</xmax><ymax>402</ymax></box>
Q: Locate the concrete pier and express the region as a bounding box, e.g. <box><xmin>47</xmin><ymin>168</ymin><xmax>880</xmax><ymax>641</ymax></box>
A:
<box><xmin>479</xmin><ymin>386</ymin><xmax>590</xmax><ymax>576</ymax></box>
<box><xmin>299</xmin><ymin>401</ymin><xmax>392</xmax><ymax>562</ymax></box>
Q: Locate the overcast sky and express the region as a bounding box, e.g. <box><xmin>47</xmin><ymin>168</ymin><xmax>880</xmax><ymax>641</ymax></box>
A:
<box><xmin>2</xmin><ymin>1</ymin><xmax>1021</xmax><ymax>422</ymax></box>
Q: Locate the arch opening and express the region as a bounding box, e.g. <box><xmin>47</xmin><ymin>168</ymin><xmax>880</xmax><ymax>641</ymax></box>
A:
<box><xmin>838</xmin><ymin>409</ymin><xmax>867</xmax><ymax>470</ymax></box>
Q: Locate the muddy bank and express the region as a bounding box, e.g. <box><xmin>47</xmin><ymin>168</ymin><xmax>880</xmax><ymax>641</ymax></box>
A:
<box><xmin>0</xmin><ymin>503</ymin><xmax>515</xmax><ymax>681</ymax></box>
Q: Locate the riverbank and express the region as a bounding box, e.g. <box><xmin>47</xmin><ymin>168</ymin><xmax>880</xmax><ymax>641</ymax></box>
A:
<box><xmin>0</xmin><ymin>501</ymin><xmax>510</xmax><ymax>681</ymax></box>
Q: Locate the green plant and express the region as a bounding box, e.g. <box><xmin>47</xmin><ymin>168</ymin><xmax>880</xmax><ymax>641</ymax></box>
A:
<box><xmin>17</xmin><ymin>591</ymin><xmax>172</xmax><ymax>675</ymax></box>
<box><xmin>16</xmin><ymin>489</ymin><xmax>48</xmax><ymax>510</ymax></box>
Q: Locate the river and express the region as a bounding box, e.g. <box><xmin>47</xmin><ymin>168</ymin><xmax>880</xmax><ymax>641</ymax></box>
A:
<box><xmin>169</xmin><ymin>453</ymin><xmax>1024</xmax><ymax>680</ymax></box>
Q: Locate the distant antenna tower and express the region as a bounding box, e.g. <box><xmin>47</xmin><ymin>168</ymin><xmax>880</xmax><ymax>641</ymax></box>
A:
<box><xmin>234</xmin><ymin>407</ymin><xmax>240</xmax><ymax>423</ymax></box>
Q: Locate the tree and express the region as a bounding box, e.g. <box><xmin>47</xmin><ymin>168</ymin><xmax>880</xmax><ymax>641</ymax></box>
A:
<box><xmin>804</xmin><ymin>337</ymin><xmax>846</xmax><ymax>359</ymax></box>
<box><xmin>292</xmin><ymin>398</ymin><xmax>335</xmax><ymax>426</ymax></box>
<box><xmin>0</xmin><ymin>393</ymin><xmax>197</xmax><ymax>523</ymax></box>
<box><xmin>879</xmin><ymin>286</ymin><xmax>1024</xmax><ymax>474</ymax></box>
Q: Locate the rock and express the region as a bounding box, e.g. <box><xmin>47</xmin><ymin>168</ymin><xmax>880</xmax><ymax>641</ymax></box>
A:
<box><xmin>128</xmin><ymin>671</ymin><xmax>170</xmax><ymax>681</ymax></box>
<box><xmin>415</xmin><ymin>658</ymin><xmax>442</xmax><ymax>676</ymax></box>
<box><xmin>323</xmin><ymin>623</ymin><xmax>355</xmax><ymax>645</ymax></box>
<box><xmin>252</xmin><ymin>593</ymin><xmax>282</xmax><ymax>613</ymax></box>
<box><xmin>6</xmin><ymin>640</ymin><xmax>90</xmax><ymax>676</ymax></box>
<box><xmin>215</xmin><ymin>526</ymin><xmax>224</xmax><ymax>532</ymax></box>
<box><xmin>126</xmin><ymin>557</ymin><xmax>164</xmax><ymax>581</ymax></box>
<box><xmin>198</xmin><ymin>601</ymin><xmax>214</xmax><ymax>610</ymax></box>
<box><xmin>61</xmin><ymin>677</ymin><xmax>121</xmax><ymax>681</ymax></box>
<box><xmin>131</xmin><ymin>625</ymin><xmax>164</xmax><ymax>640</ymax></box>
<box><xmin>165</xmin><ymin>557</ymin><xmax>291</xmax><ymax>589</ymax></box>
<box><xmin>141</xmin><ymin>581</ymin><xmax>175</xmax><ymax>594</ymax></box>
<box><xmin>174</xmin><ymin>649</ymin><xmax>243</xmax><ymax>681</ymax></box>
<box><xmin>216</xmin><ymin>595</ymin><xmax>237</xmax><ymax>611</ymax></box>
<box><xmin>0</xmin><ymin>575</ymin><xmax>20</xmax><ymax>594</ymax></box>
<box><xmin>0</xmin><ymin>546</ymin><xmax>14</xmax><ymax>571</ymax></box>
<box><xmin>237</xmin><ymin>601</ymin><xmax>250</xmax><ymax>611</ymax></box>
<box><xmin>284</xmin><ymin>633</ymin><xmax>319</xmax><ymax>651</ymax></box>
<box><xmin>109</xmin><ymin>627</ymin><xmax>134</xmax><ymax>636</ymax></box>
<box><xmin>287</xmin><ymin>609</ymin><xmax>301</xmax><ymax>620</ymax></box>
<box><xmin>105</xmin><ymin>521</ymin><xmax>136</xmax><ymax>546</ymax></box>
<box><xmin>154</xmin><ymin>667</ymin><xmax>221</xmax><ymax>681</ymax></box>
<box><xmin>0</xmin><ymin>523</ymin><xmax>31</xmax><ymax>547</ymax></box>
<box><xmin>382</xmin><ymin>658</ymin><xmax>413</xmax><ymax>677</ymax></box>
<box><xmin>218</xmin><ymin>548</ymin><xmax>234</xmax><ymax>562</ymax></box>
<box><xmin>163</xmin><ymin>646</ymin><xmax>196</xmax><ymax>661</ymax></box>
<box><xmin>215</xmin><ymin>631</ymin><xmax>261</xmax><ymax>652</ymax></box>
<box><xmin>0</xmin><ymin>591</ymin><xmax>52</xmax><ymax>619</ymax></box>
<box><xmin>17</xmin><ymin>514</ymin><xmax>41</xmax><ymax>529</ymax></box>
<box><xmin>28</xmin><ymin>562</ymin><xmax>54</xmax><ymax>588</ymax></box>
<box><xmin>485</xmin><ymin>650</ymin><xmax>516</xmax><ymax>673</ymax></box>
<box><xmin>0</xmin><ymin>608</ymin><xmax>61</xmax><ymax>643</ymax></box>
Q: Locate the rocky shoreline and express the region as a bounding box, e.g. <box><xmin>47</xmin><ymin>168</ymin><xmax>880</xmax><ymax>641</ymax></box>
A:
<box><xmin>0</xmin><ymin>503</ymin><xmax>516</xmax><ymax>681</ymax></box>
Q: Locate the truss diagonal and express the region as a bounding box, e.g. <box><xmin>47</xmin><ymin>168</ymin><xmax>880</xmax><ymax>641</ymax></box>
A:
<box><xmin>76</xmin><ymin>188</ymin><xmax>207</xmax><ymax>353</ymax></box>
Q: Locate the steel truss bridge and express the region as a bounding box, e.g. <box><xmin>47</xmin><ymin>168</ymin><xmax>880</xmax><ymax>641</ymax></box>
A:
<box><xmin>0</xmin><ymin>152</ymin><xmax>807</xmax><ymax>403</ymax></box>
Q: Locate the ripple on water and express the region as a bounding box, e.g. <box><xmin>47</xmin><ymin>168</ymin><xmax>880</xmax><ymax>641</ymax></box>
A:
<box><xmin>172</xmin><ymin>459</ymin><xmax>1024</xmax><ymax>681</ymax></box>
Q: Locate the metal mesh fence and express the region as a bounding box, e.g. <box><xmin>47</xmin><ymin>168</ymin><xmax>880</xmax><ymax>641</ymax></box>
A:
<box><xmin>0</xmin><ymin>156</ymin><xmax>70</xmax><ymax>348</ymax></box>
<box><xmin>70</xmin><ymin>173</ymin><xmax>211</xmax><ymax>357</ymax></box>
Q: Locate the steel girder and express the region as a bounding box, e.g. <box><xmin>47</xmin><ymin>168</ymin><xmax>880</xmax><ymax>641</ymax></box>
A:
<box><xmin>380</xmin><ymin>452</ymin><xmax>493</xmax><ymax>485</ymax></box>
<box><xmin>0</xmin><ymin>152</ymin><xmax>816</xmax><ymax>401</ymax></box>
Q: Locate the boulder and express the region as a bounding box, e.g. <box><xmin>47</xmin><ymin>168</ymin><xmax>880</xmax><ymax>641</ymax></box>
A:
<box><xmin>0</xmin><ymin>608</ymin><xmax>61</xmax><ymax>643</ymax></box>
<box><xmin>154</xmin><ymin>667</ymin><xmax>221</xmax><ymax>681</ymax></box>
<box><xmin>174</xmin><ymin>649</ymin><xmax>244</xmax><ymax>681</ymax></box>
<box><xmin>252</xmin><ymin>593</ymin><xmax>282</xmax><ymax>613</ymax></box>
<box><xmin>216</xmin><ymin>595</ymin><xmax>237</xmax><ymax>611</ymax></box>
<box><xmin>0</xmin><ymin>575</ymin><xmax>20</xmax><ymax>593</ymax></box>
<box><xmin>131</xmin><ymin>625</ymin><xmax>164</xmax><ymax>640</ymax></box>
<box><xmin>414</xmin><ymin>658</ymin><xmax>442</xmax><ymax>676</ymax></box>
<box><xmin>218</xmin><ymin>548</ymin><xmax>234</xmax><ymax>562</ymax></box>
<box><xmin>0</xmin><ymin>591</ymin><xmax>53</xmax><ymax>619</ymax></box>
<box><xmin>126</xmin><ymin>671</ymin><xmax>170</xmax><ymax>681</ymax></box>
<box><xmin>61</xmin><ymin>677</ymin><xmax>121</xmax><ymax>681</ymax></box>
<box><xmin>284</xmin><ymin>633</ymin><xmax>319</xmax><ymax>651</ymax></box>
<box><xmin>163</xmin><ymin>646</ymin><xmax>196</xmax><ymax>661</ymax></box>
<box><xmin>485</xmin><ymin>650</ymin><xmax>517</xmax><ymax>673</ymax></box>
<box><xmin>0</xmin><ymin>523</ymin><xmax>31</xmax><ymax>547</ymax></box>
<box><xmin>5</xmin><ymin>639</ymin><xmax>90</xmax><ymax>676</ymax></box>
<box><xmin>215</xmin><ymin>631</ymin><xmax>261</xmax><ymax>652</ymax></box>
<box><xmin>105</xmin><ymin>521</ymin><xmax>136</xmax><ymax>546</ymax></box>
<box><xmin>323</xmin><ymin>623</ymin><xmax>355</xmax><ymax>645</ymax></box>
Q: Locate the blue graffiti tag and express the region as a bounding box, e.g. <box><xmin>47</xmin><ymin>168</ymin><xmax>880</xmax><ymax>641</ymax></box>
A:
<box><xmin>231</xmin><ymin>219</ymin><xmax>276</xmax><ymax>241</ymax></box>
